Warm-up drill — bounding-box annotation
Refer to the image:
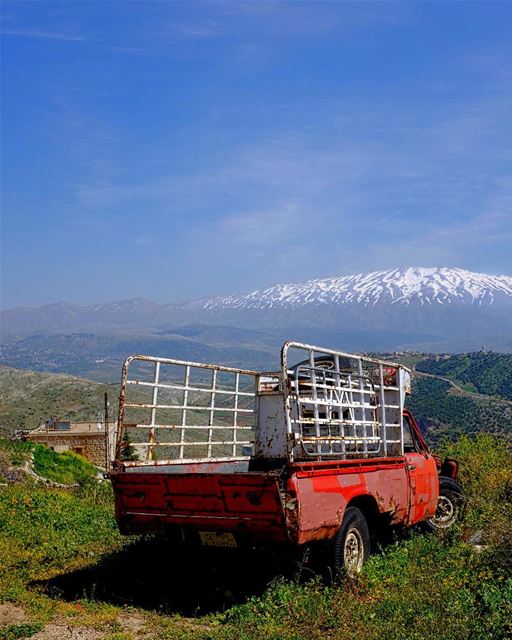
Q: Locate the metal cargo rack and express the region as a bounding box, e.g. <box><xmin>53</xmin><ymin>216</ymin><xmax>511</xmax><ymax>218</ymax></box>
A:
<box><xmin>114</xmin><ymin>342</ymin><xmax>412</xmax><ymax>467</ymax></box>
<box><xmin>280</xmin><ymin>341</ymin><xmax>411</xmax><ymax>460</ymax></box>
<box><xmin>115</xmin><ymin>354</ymin><xmax>260</xmax><ymax>466</ymax></box>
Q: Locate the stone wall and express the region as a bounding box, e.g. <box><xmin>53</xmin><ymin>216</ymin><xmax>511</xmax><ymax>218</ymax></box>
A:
<box><xmin>27</xmin><ymin>432</ymin><xmax>110</xmax><ymax>468</ymax></box>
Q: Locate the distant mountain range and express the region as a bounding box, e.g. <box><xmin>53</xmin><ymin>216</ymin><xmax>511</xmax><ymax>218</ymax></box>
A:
<box><xmin>1</xmin><ymin>267</ymin><xmax>511</xmax><ymax>379</ymax></box>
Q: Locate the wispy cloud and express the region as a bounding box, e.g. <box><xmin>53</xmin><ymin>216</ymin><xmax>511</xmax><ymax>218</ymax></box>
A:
<box><xmin>70</xmin><ymin>79</ymin><xmax>512</xmax><ymax>276</ymax></box>
<box><xmin>145</xmin><ymin>0</ymin><xmax>415</xmax><ymax>51</ymax></box>
<box><xmin>212</xmin><ymin>0</ymin><xmax>415</xmax><ymax>38</ymax></box>
<box><xmin>161</xmin><ymin>20</ymin><xmax>222</xmax><ymax>40</ymax></box>
<box><xmin>0</xmin><ymin>29</ymin><xmax>84</xmax><ymax>42</ymax></box>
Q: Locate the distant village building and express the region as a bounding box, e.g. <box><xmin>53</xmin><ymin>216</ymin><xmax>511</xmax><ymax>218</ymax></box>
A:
<box><xmin>26</xmin><ymin>418</ymin><xmax>117</xmax><ymax>468</ymax></box>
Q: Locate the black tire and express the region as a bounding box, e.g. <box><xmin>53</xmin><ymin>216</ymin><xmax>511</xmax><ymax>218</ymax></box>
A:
<box><xmin>425</xmin><ymin>476</ymin><xmax>465</xmax><ymax>531</ymax></box>
<box><xmin>334</xmin><ymin>507</ymin><xmax>370</xmax><ymax>577</ymax></box>
<box><xmin>290</xmin><ymin>355</ymin><xmax>352</xmax><ymax>381</ymax></box>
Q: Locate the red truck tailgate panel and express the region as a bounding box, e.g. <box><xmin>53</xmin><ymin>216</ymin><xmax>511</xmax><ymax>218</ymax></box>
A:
<box><xmin>111</xmin><ymin>471</ymin><xmax>288</xmax><ymax>541</ymax></box>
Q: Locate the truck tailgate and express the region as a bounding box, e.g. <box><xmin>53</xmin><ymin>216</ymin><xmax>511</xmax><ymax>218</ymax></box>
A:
<box><xmin>110</xmin><ymin>470</ymin><xmax>288</xmax><ymax>542</ymax></box>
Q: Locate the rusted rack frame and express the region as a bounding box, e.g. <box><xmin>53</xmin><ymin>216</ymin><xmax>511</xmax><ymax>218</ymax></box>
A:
<box><xmin>114</xmin><ymin>343</ymin><xmax>411</xmax><ymax>466</ymax></box>
<box><xmin>116</xmin><ymin>354</ymin><xmax>259</xmax><ymax>465</ymax></box>
<box><xmin>281</xmin><ymin>341</ymin><xmax>409</xmax><ymax>459</ymax></box>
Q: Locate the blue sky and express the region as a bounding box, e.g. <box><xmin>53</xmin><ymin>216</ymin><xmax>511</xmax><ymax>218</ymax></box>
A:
<box><xmin>1</xmin><ymin>1</ymin><xmax>511</xmax><ymax>309</ymax></box>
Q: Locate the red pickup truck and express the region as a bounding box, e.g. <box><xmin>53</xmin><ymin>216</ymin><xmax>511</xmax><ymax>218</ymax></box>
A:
<box><xmin>109</xmin><ymin>341</ymin><xmax>463</xmax><ymax>575</ymax></box>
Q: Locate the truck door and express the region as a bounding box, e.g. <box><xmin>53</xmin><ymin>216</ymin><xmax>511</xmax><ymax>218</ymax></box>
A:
<box><xmin>403</xmin><ymin>414</ymin><xmax>438</xmax><ymax>524</ymax></box>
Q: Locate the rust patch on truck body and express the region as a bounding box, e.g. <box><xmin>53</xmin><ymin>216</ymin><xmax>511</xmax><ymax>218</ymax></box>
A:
<box><xmin>285</xmin><ymin>457</ymin><xmax>410</xmax><ymax>543</ymax></box>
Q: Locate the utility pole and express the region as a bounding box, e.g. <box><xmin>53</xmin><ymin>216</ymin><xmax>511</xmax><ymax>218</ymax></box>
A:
<box><xmin>104</xmin><ymin>392</ymin><xmax>109</xmax><ymax>471</ymax></box>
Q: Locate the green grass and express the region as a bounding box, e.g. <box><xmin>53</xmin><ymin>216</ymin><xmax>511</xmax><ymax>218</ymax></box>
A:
<box><xmin>0</xmin><ymin>439</ymin><xmax>98</xmax><ymax>485</ymax></box>
<box><xmin>0</xmin><ymin>439</ymin><xmax>33</xmax><ymax>468</ymax></box>
<box><xmin>32</xmin><ymin>445</ymin><xmax>98</xmax><ymax>484</ymax></box>
<box><xmin>216</xmin><ymin>539</ymin><xmax>511</xmax><ymax>640</ymax></box>
<box><xmin>0</xmin><ymin>623</ymin><xmax>43</xmax><ymax>640</ymax></box>
<box><xmin>0</xmin><ymin>483</ymin><xmax>122</xmax><ymax>582</ymax></box>
<box><xmin>0</xmin><ymin>475</ymin><xmax>126</xmax><ymax>636</ymax></box>
<box><xmin>0</xmin><ymin>434</ymin><xmax>510</xmax><ymax>639</ymax></box>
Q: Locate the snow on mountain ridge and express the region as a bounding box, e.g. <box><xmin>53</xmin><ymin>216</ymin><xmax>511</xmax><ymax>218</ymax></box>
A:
<box><xmin>203</xmin><ymin>267</ymin><xmax>512</xmax><ymax>310</ymax></box>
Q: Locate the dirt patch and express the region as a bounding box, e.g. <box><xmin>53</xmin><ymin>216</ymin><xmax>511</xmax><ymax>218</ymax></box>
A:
<box><xmin>31</xmin><ymin>622</ymin><xmax>103</xmax><ymax>639</ymax></box>
<box><xmin>0</xmin><ymin>602</ymin><xmax>29</xmax><ymax>625</ymax></box>
<box><xmin>179</xmin><ymin>617</ymin><xmax>218</xmax><ymax>633</ymax></box>
<box><xmin>118</xmin><ymin>611</ymin><xmax>148</xmax><ymax>636</ymax></box>
<box><xmin>0</xmin><ymin>604</ymin><xmax>213</xmax><ymax>639</ymax></box>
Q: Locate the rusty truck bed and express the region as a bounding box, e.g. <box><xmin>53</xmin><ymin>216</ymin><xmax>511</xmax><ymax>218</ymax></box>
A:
<box><xmin>111</xmin><ymin>452</ymin><xmax>438</xmax><ymax>545</ymax></box>
<box><xmin>110</xmin><ymin>461</ymin><xmax>289</xmax><ymax>542</ymax></box>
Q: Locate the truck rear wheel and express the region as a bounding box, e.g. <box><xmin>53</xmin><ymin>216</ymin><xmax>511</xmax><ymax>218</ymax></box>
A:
<box><xmin>426</xmin><ymin>476</ymin><xmax>464</xmax><ymax>531</ymax></box>
<box><xmin>334</xmin><ymin>507</ymin><xmax>370</xmax><ymax>577</ymax></box>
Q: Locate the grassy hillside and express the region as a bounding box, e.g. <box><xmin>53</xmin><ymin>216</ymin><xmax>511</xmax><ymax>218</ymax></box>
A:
<box><xmin>407</xmin><ymin>377</ymin><xmax>512</xmax><ymax>443</ymax></box>
<box><xmin>0</xmin><ymin>366</ymin><xmax>117</xmax><ymax>434</ymax></box>
<box><xmin>406</xmin><ymin>352</ymin><xmax>512</xmax><ymax>443</ymax></box>
<box><xmin>416</xmin><ymin>352</ymin><xmax>512</xmax><ymax>400</ymax></box>
<box><xmin>0</xmin><ymin>434</ymin><xmax>510</xmax><ymax>639</ymax></box>
<box><xmin>0</xmin><ymin>439</ymin><xmax>98</xmax><ymax>485</ymax></box>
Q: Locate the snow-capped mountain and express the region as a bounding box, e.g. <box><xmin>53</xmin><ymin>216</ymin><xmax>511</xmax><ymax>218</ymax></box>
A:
<box><xmin>186</xmin><ymin>267</ymin><xmax>512</xmax><ymax>352</ymax></box>
<box><xmin>203</xmin><ymin>267</ymin><xmax>512</xmax><ymax>311</ymax></box>
<box><xmin>2</xmin><ymin>267</ymin><xmax>511</xmax><ymax>354</ymax></box>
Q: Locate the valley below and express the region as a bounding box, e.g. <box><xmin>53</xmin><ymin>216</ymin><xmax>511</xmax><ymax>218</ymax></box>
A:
<box><xmin>1</xmin><ymin>351</ymin><xmax>511</xmax><ymax>445</ymax></box>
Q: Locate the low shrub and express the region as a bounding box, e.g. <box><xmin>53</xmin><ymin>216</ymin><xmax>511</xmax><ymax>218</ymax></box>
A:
<box><xmin>0</xmin><ymin>623</ymin><xmax>43</xmax><ymax>640</ymax></box>
<box><xmin>32</xmin><ymin>445</ymin><xmax>97</xmax><ymax>485</ymax></box>
<box><xmin>0</xmin><ymin>439</ymin><xmax>34</xmax><ymax>468</ymax></box>
<box><xmin>439</xmin><ymin>433</ymin><xmax>512</xmax><ymax>545</ymax></box>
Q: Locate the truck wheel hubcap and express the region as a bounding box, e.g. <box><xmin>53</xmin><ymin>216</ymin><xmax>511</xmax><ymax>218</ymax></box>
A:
<box><xmin>344</xmin><ymin>529</ymin><xmax>363</xmax><ymax>575</ymax></box>
<box><xmin>430</xmin><ymin>495</ymin><xmax>455</xmax><ymax>528</ymax></box>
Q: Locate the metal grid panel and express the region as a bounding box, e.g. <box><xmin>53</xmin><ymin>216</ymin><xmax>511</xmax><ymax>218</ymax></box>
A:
<box><xmin>115</xmin><ymin>355</ymin><xmax>258</xmax><ymax>465</ymax></box>
<box><xmin>281</xmin><ymin>342</ymin><xmax>409</xmax><ymax>459</ymax></box>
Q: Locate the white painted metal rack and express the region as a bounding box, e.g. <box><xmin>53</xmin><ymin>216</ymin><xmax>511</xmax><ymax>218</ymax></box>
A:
<box><xmin>116</xmin><ymin>354</ymin><xmax>258</xmax><ymax>465</ymax></box>
<box><xmin>115</xmin><ymin>342</ymin><xmax>411</xmax><ymax>466</ymax></box>
<box><xmin>280</xmin><ymin>342</ymin><xmax>411</xmax><ymax>460</ymax></box>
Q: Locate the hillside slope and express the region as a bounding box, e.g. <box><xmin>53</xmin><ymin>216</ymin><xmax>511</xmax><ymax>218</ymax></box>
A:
<box><xmin>406</xmin><ymin>377</ymin><xmax>512</xmax><ymax>443</ymax></box>
<box><xmin>0</xmin><ymin>366</ymin><xmax>116</xmax><ymax>433</ymax></box>
<box><xmin>406</xmin><ymin>353</ymin><xmax>512</xmax><ymax>442</ymax></box>
<box><xmin>416</xmin><ymin>352</ymin><xmax>512</xmax><ymax>401</ymax></box>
